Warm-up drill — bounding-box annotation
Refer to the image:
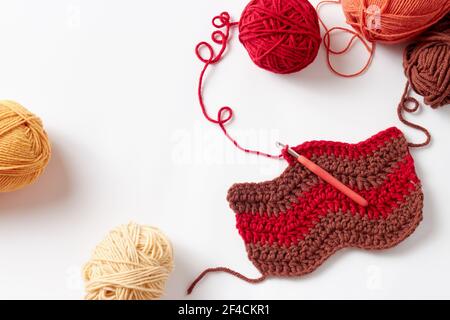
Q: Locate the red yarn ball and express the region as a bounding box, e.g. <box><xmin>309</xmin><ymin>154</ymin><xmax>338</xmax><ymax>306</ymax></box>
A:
<box><xmin>238</xmin><ymin>0</ymin><xmax>322</xmax><ymax>74</ymax></box>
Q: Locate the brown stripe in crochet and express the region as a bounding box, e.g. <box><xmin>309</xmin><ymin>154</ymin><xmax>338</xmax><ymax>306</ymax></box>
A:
<box><xmin>228</xmin><ymin>135</ymin><xmax>409</xmax><ymax>215</ymax></box>
<box><xmin>187</xmin><ymin>128</ymin><xmax>423</xmax><ymax>294</ymax></box>
<box><xmin>245</xmin><ymin>185</ymin><xmax>423</xmax><ymax>277</ymax></box>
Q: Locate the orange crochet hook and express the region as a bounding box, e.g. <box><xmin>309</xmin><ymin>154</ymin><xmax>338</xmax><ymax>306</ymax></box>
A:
<box><xmin>277</xmin><ymin>142</ymin><xmax>369</xmax><ymax>207</ymax></box>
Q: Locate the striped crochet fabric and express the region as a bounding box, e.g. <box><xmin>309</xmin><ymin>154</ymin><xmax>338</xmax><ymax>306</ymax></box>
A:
<box><xmin>227</xmin><ymin>127</ymin><xmax>423</xmax><ymax>278</ymax></box>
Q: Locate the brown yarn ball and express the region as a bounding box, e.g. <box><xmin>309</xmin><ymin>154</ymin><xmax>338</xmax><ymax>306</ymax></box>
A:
<box><xmin>404</xmin><ymin>17</ymin><xmax>449</xmax><ymax>108</ymax></box>
<box><xmin>0</xmin><ymin>100</ymin><xmax>51</xmax><ymax>192</ymax></box>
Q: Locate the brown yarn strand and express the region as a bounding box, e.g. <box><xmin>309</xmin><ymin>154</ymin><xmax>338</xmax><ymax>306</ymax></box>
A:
<box><xmin>397</xmin><ymin>82</ymin><xmax>432</xmax><ymax>148</ymax></box>
<box><xmin>187</xmin><ymin>268</ymin><xmax>267</xmax><ymax>295</ymax></box>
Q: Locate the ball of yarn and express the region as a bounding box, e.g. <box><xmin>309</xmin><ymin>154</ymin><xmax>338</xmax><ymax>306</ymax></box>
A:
<box><xmin>404</xmin><ymin>17</ymin><xmax>449</xmax><ymax>108</ymax></box>
<box><xmin>239</xmin><ymin>0</ymin><xmax>321</xmax><ymax>74</ymax></box>
<box><xmin>0</xmin><ymin>100</ymin><xmax>51</xmax><ymax>192</ymax></box>
<box><xmin>341</xmin><ymin>0</ymin><xmax>450</xmax><ymax>43</ymax></box>
<box><xmin>83</xmin><ymin>223</ymin><xmax>174</xmax><ymax>300</ymax></box>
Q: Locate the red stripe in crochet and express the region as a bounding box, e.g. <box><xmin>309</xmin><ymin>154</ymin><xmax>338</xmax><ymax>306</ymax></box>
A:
<box><xmin>236</xmin><ymin>154</ymin><xmax>419</xmax><ymax>247</ymax></box>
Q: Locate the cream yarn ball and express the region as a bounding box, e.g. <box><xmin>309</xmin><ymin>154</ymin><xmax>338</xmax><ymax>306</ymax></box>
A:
<box><xmin>83</xmin><ymin>222</ymin><xmax>174</xmax><ymax>300</ymax></box>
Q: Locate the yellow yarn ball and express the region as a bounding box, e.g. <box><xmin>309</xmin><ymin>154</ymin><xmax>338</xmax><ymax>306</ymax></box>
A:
<box><xmin>83</xmin><ymin>222</ymin><xmax>174</xmax><ymax>300</ymax></box>
<box><xmin>0</xmin><ymin>100</ymin><xmax>51</xmax><ymax>192</ymax></box>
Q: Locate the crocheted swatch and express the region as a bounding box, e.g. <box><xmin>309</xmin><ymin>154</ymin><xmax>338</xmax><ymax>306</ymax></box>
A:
<box><xmin>227</xmin><ymin>127</ymin><xmax>423</xmax><ymax>278</ymax></box>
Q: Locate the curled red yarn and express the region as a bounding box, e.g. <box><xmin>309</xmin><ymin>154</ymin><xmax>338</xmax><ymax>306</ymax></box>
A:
<box><xmin>196</xmin><ymin>12</ymin><xmax>283</xmax><ymax>159</ymax></box>
<box><xmin>194</xmin><ymin>1</ymin><xmax>322</xmax><ymax>158</ymax></box>
<box><xmin>239</xmin><ymin>0</ymin><xmax>322</xmax><ymax>74</ymax></box>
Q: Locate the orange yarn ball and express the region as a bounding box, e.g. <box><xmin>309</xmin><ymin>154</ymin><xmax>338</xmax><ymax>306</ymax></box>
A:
<box><xmin>0</xmin><ymin>101</ymin><xmax>51</xmax><ymax>192</ymax></box>
<box><xmin>341</xmin><ymin>0</ymin><xmax>450</xmax><ymax>43</ymax></box>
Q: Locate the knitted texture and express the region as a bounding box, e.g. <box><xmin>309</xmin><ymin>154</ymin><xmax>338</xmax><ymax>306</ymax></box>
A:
<box><xmin>227</xmin><ymin>127</ymin><xmax>423</xmax><ymax>277</ymax></box>
<box><xmin>239</xmin><ymin>0</ymin><xmax>321</xmax><ymax>74</ymax></box>
<box><xmin>0</xmin><ymin>100</ymin><xmax>51</xmax><ymax>192</ymax></box>
<box><xmin>341</xmin><ymin>0</ymin><xmax>450</xmax><ymax>43</ymax></box>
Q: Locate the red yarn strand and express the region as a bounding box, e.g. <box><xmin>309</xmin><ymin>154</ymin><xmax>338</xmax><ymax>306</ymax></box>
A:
<box><xmin>316</xmin><ymin>0</ymin><xmax>375</xmax><ymax>78</ymax></box>
<box><xmin>196</xmin><ymin>12</ymin><xmax>283</xmax><ymax>159</ymax></box>
<box><xmin>187</xmin><ymin>267</ymin><xmax>267</xmax><ymax>295</ymax></box>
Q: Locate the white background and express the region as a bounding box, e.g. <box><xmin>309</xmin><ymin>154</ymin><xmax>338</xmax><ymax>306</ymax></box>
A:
<box><xmin>0</xmin><ymin>0</ymin><xmax>448</xmax><ymax>300</ymax></box>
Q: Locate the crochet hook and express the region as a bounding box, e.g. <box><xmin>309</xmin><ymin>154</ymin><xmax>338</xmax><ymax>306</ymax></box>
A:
<box><xmin>276</xmin><ymin>142</ymin><xmax>369</xmax><ymax>207</ymax></box>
